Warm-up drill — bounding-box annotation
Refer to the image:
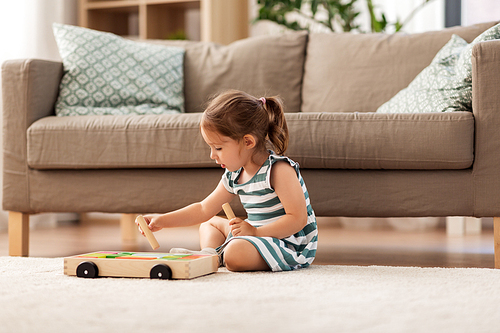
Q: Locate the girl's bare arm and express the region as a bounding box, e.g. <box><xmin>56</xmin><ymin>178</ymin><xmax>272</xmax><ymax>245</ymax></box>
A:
<box><xmin>141</xmin><ymin>180</ymin><xmax>236</xmax><ymax>232</ymax></box>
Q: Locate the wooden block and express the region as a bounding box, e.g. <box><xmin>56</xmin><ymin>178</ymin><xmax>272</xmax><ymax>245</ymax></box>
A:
<box><xmin>76</xmin><ymin>253</ymin><xmax>108</xmax><ymax>259</ymax></box>
<box><xmin>222</xmin><ymin>203</ymin><xmax>235</xmax><ymax>220</ymax></box>
<box><xmin>136</xmin><ymin>215</ymin><xmax>160</xmax><ymax>250</ymax></box>
<box><xmin>64</xmin><ymin>251</ymin><xmax>218</xmax><ymax>279</ymax></box>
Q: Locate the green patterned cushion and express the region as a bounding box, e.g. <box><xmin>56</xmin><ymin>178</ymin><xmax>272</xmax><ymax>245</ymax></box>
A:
<box><xmin>53</xmin><ymin>23</ymin><xmax>185</xmax><ymax>116</ymax></box>
<box><xmin>376</xmin><ymin>23</ymin><xmax>500</xmax><ymax>113</ymax></box>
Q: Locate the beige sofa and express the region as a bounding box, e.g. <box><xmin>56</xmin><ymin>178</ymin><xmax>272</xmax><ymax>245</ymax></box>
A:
<box><xmin>3</xmin><ymin>22</ymin><xmax>500</xmax><ymax>267</ymax></box>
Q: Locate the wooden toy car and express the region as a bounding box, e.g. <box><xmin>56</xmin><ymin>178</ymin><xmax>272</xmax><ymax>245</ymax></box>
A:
<box><xmin>64</xmin><ymin>251</ymin><xmax>218</xmax><ymax>280</ymax></box>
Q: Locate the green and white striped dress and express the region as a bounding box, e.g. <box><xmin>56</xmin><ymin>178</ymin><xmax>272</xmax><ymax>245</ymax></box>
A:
<box><xmin>219</xmin><ymin>151</ymin><xmax>318</xmax><ymax>271</ymax></box>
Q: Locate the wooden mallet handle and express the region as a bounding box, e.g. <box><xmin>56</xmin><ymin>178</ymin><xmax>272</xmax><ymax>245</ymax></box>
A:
<box><xmin>136</xmin><ymin>215</ymin><xmax>160</xmax><ymax>250</ymax></box>
<box><xmin>222</xmin><ymin>203</ymin><xmax>236</xmax><ymax>220</ymax></box>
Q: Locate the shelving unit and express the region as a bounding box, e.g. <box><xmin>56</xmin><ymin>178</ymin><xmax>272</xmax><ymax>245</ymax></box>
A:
<box><xmin>78</xmin><ymin>0</ymin><xmax>249</xmax><ymax>44</ymax></box>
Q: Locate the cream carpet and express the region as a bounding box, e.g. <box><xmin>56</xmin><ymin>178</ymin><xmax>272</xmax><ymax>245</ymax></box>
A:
<box><xmin>1</xmin><ymin>257</ymin><xmax>500</xmax><ymax>333</ymax></box>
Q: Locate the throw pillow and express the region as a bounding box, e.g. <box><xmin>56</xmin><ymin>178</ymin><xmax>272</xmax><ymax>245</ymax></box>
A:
<box><xmin>53</xmin><ymin>23</ymin><xmax>185</xmax><ymax>116</ymax></box>
<box><xmin>376</xmin><ymin>22</ymin><xmax>500</xmax><ymax>113</ymax></box>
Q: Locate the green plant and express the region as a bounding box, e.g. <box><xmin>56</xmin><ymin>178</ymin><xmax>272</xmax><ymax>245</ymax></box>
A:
<box><xmin>166</xmin><ymin>29</ymin><xmax>188</xmax><ymax>40</ymax></box>
<box><xmin>255</xmin><ymin>0</ymin><xmax>435</xmax><ymax>33</ymax></box>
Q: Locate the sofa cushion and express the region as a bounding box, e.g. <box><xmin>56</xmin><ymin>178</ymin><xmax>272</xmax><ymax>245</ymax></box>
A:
<box><xmin>377</xmin><ymin>23</ymin><xmax>500</xmax><ymax>114</ymax></box>
<box><xmin>27</xmin><ymin>114</ymin><xmax>212</xmax><ymax>169</ymax></box>
<box><xmin>53</xmin><ymin>24</ymin><xmax>185</xmax><ymax>116</ymax></box>
<box><xmin>286</xmin><ymin>112</ymin><xmax>474</xmax><ymax>169</ymax></box>
<box><xmin>302</xmin><ymin>21</ymin><xmax>498</xmax><ymax>113</ymax></box>
<box><xmin>27</xmin><ymin>112</ymin><xmax>473</xmax><ymax>170</ymax></box>
<box><xmin>376</xmin><ymin>34</ymin><xmax>468</xmax><ymax>113</ymax></box>
<box><xmin>147</xmin><ymin>32</ymin><xmax>307</xmax><ymax>112</ymax></box>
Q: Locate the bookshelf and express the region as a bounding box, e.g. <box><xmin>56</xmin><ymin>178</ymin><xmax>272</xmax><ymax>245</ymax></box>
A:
<box><xmin>78</xmin><ymin>0</ymin><xmax>249</xmax><ymax>44</ymax></box>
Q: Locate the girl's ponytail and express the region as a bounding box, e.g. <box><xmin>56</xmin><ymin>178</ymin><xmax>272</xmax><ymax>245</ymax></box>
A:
<box><xmin>264</xmin><ymin>96</ymin><xmax>289</xmax><ymax>155</ymax></box>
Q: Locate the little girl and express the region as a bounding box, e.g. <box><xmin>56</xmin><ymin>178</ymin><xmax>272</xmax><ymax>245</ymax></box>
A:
<box><xmin>137</xmin><ymin>90</ymin><xmax>317</xmax><ymax>272</ymax></box>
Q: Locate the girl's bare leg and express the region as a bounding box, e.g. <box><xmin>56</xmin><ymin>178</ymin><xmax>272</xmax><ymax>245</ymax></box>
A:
<box><xmin>223</xmin><ymin>239</ymin><xmax>270</xmax><ymax>272</ymax></box>
<box><xmin>199</xmin><ymin>216</ymin><xmax>231</xmax><ymax>249</ymax></box>
<box><xmin>199</xmin><ymin>217</ymin><xmax>270</xmax><ymax>271</ymax></box>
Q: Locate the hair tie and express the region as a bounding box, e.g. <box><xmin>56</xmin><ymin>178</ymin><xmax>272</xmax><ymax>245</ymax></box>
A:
<box><xmin>259</xmin><ymin>97</ymin><xmax>266</xmax><ymax>105</ymax></box>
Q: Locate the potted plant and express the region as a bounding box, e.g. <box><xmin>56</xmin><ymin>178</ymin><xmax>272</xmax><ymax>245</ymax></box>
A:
<box><xmin>255</xmin><ymin>0</ymin><xmax>435</xmax><ymax>33</ymax></box>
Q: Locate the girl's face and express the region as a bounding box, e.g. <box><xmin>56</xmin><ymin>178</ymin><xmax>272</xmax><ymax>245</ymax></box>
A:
<box><xmin>201</xmin><ymin>127</ymin><xmax>251</xmax><ymax>172</ymax></box>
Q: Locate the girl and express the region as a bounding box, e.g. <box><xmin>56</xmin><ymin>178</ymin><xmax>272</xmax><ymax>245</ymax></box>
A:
<box><xmin>137</xmin><ymin>90</ymin><xmax>317</xmax><ymax>272</ymax></box>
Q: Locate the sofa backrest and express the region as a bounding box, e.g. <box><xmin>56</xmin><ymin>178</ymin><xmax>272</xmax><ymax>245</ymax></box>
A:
<box><xmin>301</xmin><ymin>21</ymin><xmax>498</xmax><ymax>113</ymax></box>
<box><xmin>149</xmin><ymin>32</ymin><xmax>308</xmax><ymax>113</ymax></box>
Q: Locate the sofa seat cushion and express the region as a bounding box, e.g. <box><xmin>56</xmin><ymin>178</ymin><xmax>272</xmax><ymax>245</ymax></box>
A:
<box><xmin>27</xmin><ymin>113</ymin><xmax>212</xmax><ymax>169</ymax></box>
<box><xmin>27</xmin><ymin>112</ymin><xmax>474</xmax><ymax>171</ymax></box>
<box><xmin>286</xmin><ymin>112</ymin><xmax>474</xmax><ymax>170</ymax></box>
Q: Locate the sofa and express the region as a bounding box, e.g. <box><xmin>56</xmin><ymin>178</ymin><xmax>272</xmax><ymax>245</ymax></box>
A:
<box><xmin>3</xmin><ymin>21</ymin><xmax>500</xmax><ymax>267</ymax></box>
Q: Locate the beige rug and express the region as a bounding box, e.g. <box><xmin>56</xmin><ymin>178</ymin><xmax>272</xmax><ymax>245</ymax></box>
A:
<box><xmin>1</xmin><ymin>257</ymin><xmax>500</xmax><ymax>333</ymax></box>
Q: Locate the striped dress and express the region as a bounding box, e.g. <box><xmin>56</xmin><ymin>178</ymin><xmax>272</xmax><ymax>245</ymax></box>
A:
<box><xmin>219</xmin><ymin>151</ymin><xmax>318</xmax><ymax>271</ymax></box>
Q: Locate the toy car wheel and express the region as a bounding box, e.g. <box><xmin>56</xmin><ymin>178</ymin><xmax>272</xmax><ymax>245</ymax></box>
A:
<box><xmin>76</xmin><ymin>261</ymin><xmax>99</xmax><ymax>278</ymax></box>
<box><xmin>150</xmin><ymin>264</ymin><xmax>172</xmax><ymax>280</ymax></box>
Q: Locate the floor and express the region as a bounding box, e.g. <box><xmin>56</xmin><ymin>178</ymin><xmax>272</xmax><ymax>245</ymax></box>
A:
<box><xmin>0</xmin><ymin>218</ymin><xmax>495</xmax><ymax>268</ymax></box>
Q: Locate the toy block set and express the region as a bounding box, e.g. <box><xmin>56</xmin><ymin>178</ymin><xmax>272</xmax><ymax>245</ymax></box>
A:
<box><xmin>64</xmin><ymin>251</ymin><xmax>218</xmax><ymax>280</ymax></box>
<box><xmin>64</xmin><ymin>211</ymin><xmax>233</xmax><ymax>280</ymax></box>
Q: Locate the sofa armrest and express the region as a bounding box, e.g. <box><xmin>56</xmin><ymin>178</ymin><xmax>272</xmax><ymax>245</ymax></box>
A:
<box><xmin>2</xmin><ymin>59</ymin><xmax>63</xmax><ymax>125</ymax></box>
<box><xmin>472</xmin><ymin>40</ymin><xmax>500</xmax><ymax>216</ymax></box>
<box><xmin>2</xmin><ymin>59</ymin><xmax>63</xmax><ymax>212</ymax></box>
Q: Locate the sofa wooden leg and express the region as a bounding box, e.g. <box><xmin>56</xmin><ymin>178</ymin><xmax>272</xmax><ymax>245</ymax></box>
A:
<box><xmin>120</xmin><ymin>214</ymin><xmax>138</xmax><ymax>243</ymax></box>
<box><xmin>495</xmin><ymin>217</ymin><xmax>500</xmax><ymax>269</ymax></box>
<box><xmin>9</xmin><ymin>212</ymin><xmax>30</xmax><ymax>257</ymax></box>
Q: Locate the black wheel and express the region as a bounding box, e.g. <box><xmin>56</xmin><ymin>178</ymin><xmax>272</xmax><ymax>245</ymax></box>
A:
<box><xmin>150</xmin><ymin>264</ymin><xmax>172</xmax><ymax>280</ymax></box>
<box><xmin>76</xmin><ymin>261</ymin><xmax>99</xmax><ymax>278</ymax></box>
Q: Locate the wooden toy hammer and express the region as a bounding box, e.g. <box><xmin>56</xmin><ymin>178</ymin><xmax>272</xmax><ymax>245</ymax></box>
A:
<box><xmin>222</xmin><ymin>203</ymin><xmax>236</xmax><ymax>220</ymax></box>
<box><xmin>136</xmin><ymin>215</ymin><xmax>160</xmax><ymax>250</ymax></box>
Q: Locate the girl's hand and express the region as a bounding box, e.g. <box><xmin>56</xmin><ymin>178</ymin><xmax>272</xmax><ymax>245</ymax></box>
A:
<box><xmin>135</xmin><ymin>214</ymin><xmax>164</xmax><ymax>235</ymax></box>
<box><xmin>229</xmin><ymin>218</ymin><xmax>257</xmax><ymax>237</ymax></box>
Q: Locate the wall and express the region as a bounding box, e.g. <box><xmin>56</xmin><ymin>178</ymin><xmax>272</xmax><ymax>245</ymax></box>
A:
<box><xmin>462</xmin><ymin>0</ymin><xmax>500</xmax><ymax>26</ymax></box>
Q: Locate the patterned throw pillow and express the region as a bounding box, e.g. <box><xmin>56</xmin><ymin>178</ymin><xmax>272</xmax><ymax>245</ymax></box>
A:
<box><xmin>376</xmin><ymin>22</ymin><xmax>500</xmax><ymax>113</ymax></box>
<box><xmin>53</xmin><ymin>24</ymin><xmax>185</xmax><ymax>116</ymax></box>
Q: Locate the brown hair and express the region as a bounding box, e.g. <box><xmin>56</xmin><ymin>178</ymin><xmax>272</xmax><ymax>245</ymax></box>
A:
<box><xmin>201</xmin><ymin>90</ymin><xmax>289</xmax><ymax>155</ymax></box>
